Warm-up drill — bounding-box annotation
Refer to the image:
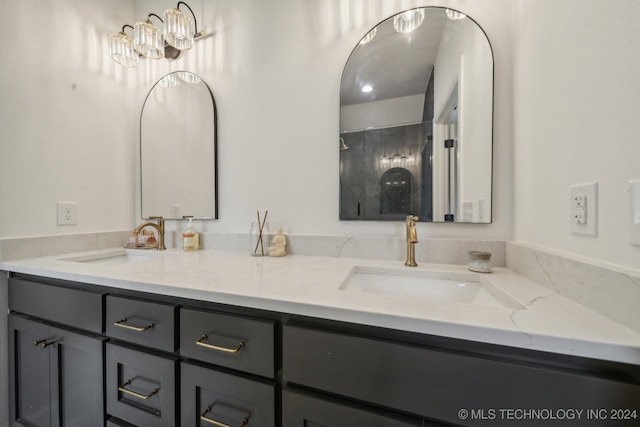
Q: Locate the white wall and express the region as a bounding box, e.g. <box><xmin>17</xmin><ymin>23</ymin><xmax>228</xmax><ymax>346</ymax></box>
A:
<box><xmin>0</xmin><ymin>0</ymin><xmax>137</xmax><ymax>238</ymax></box>
<box><xmin>511</xmin><ymin>0</ymin><xmax>640</xmax><ymax>271</ymax></box>
<box><xmin>0</xmin><ymin>0</ymin><xmax>513</xmax><ymax>243</ymax></box>
<box><xmin>138</xmin><ymin>0</ymin><xmax>514</xmax><ymax>240</ymax></box>
<box><xmin>432</xmin><ymin>15</ymin><xmax>493</xmax><ymax>223</ymax></box>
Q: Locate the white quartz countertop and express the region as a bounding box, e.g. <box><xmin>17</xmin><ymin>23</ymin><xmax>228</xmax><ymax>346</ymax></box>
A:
<box><xmin>2</xmin><ymin>248</ymin><xmax>640</xmax><ymax>365</ymax></box>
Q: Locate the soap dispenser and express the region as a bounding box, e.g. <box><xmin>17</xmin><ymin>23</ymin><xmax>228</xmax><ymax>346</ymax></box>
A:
<box><xmin>182</xmin><ymin>216</ymin><xmax>199</xmax><ymax>251</ymax></box>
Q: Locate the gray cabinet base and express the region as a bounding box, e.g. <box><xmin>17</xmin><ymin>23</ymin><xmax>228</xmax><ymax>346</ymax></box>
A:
<box><xmin>8</xmin><ymin>314</ymin><xmax>105</xmax><ymax>427</ymax></box>
<box><xmin>181</xmin><ymin>361</ymin><xmax>276</xmax><ymax>426</ymax></box>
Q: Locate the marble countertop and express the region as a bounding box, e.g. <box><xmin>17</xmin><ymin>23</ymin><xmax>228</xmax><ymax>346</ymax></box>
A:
<box><xmin>2</xmin><ymin>248</ymin><xmax>639</xmax><ymax>365</ymax></box>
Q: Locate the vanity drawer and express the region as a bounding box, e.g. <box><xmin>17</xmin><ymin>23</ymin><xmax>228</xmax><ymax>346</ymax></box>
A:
<box><xmin>106</xmin><ymin>295</ymin><xmax>177</xmax><ymax>352</ymax></box>
<box><xmin>283</xmin><ymin>325</ymin><xmax>640</xmax><ymax>426</ymax></box>
<box><xmin>283</xmin><ymin>389</ymin><xmax>425</xmax><ymax>427</ymax></box>
<box><xmin>181</xmin><ymin>361</ymin><xmax>275</xmax><ymax>426</ymax></box>
<box><xmin>8</xmin><ymin>277</ymin><xmax>103</xmax><ymax>333</ymax></box>
<box><xmin>180</xmin><ymin>308</ymin><xmax>275</xmax><ymax>378</ymax></box>
<box><xmin>106</xmin><ymin>342</ymin><xmax>178</xmax><ymax>427</ymax></box>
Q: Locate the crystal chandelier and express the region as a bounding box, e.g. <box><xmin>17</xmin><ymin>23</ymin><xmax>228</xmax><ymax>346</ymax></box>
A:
<box><xmin>108</xmin><ymin>2</ymin><xmax>205</xmax><ymax>68</ymax></box>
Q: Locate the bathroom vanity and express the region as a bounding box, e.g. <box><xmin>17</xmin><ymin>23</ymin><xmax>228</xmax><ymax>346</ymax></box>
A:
<box><xmin>2</xmin><ymin>248</ymin><xmax>640</xmax><ymax>427</ymax></box>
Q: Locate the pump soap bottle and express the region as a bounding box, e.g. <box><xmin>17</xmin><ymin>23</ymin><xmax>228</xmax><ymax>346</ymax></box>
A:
<box><xmin>182</xmin><ymin>217</ymin><xmax>199</xmax><ymax>251</ymax></box>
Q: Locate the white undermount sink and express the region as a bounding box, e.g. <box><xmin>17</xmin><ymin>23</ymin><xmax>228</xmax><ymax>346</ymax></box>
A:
<box><xmin>62</xmin><ymin>249</ymin><xmax>171</xmax><ymax>266</ymax></box>
<box><xmin>339</xmin><ymin>266</ymin><xmax>520</xmax><ymax>308</ymax></box>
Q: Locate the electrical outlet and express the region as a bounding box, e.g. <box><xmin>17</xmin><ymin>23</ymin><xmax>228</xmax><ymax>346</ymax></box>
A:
<box><xmin>57</xmin><ymin>202</ymin><xmax>78</xmax><ymax>225</ymax></box>
<box><xmin>573</xmin><ymin>210</ymin><xmax>586</xmax><ymax>225</ymax></box>
<box><xmin>572</xmin><ymin>194</ymin><xmax>586</xmax><ymax>209</ymax></box>
<box><xmin>569</xmin><ymin>183</ymin><xmax>597</xmax><ymax>236</ymax></box>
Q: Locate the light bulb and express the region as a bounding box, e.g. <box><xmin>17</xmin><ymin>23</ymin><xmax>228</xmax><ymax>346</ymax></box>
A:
<box><xmin>393</xmin><ymin>9</ymin><xmax>425</xmax><ymax>33</ymax></box>
<box><xmin>164</xmin><ymin>8</ymin><xmax>194</xmax><ymax>50</ymax></box>
<box><xmin>134</xmin><ymin>20</ymin><xmax>164</xmax><ymax>59</ymax></box>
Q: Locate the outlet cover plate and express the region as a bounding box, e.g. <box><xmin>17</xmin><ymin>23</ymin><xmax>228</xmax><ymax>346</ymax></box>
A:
<box><xmin>569</xmin><ymin>183</ymin><xmax>597</xmax><ymax>236</ymax></box>
<box><xmin>57</xmin><ymin>202</ymin><xmax>77</xmax><ymax>225</ymax></box>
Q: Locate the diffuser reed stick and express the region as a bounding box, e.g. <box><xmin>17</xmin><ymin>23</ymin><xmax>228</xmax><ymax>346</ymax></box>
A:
<box><xmin>253</xmin><ymin>210</ymin><xmax>269</xmax><ymax>255</ymax></box>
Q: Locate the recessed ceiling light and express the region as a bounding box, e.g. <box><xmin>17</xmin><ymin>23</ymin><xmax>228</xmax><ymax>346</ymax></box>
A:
<box><xmin>362</xmin><ymin>84</ymin><xmax>373</xmax><ymax>93</ymax></box>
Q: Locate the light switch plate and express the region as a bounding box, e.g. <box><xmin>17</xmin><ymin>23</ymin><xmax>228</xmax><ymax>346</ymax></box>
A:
<box><xmin>569</xmin><ymin>183</ymin><xmax>597</xmax><ymax>236</ymax></box>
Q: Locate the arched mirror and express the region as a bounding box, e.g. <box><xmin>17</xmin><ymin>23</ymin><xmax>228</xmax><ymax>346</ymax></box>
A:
<box><xmin>141</xmin><ymin>71</ymin><xmax>218</xmax><ymax>220</ymax></box>
<box><xmin>339</xmin><ymin>7</ymin><xmax>493</xmax><ymax>223</ymax></box>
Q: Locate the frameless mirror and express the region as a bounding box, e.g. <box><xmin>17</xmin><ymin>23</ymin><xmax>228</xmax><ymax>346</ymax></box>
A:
<box><xmin>141</xmin><ymin>71</ymin><xmax>218</xmax><ymax>220</ymax></box>
<box><xmin>339</xmin><ymin>7</ymin><xmax>493</xmax><ymax>223</ymax></box>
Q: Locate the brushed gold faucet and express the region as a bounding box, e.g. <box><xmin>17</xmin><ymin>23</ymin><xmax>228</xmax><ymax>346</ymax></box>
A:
<box><xmin>134</xmin><ymin>216</ymin><xmax>166</xmax><ymax>250</ymax></box>
<box><xmin>404</xmin><ymin>215</ymin><xmax>419</xmax><ymax>267</ymax></box>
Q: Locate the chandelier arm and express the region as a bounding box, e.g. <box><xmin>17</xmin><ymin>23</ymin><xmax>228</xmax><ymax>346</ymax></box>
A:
<box><xmin>176</xmin><ymin>1</ymin><xmax>200</xmax><ymax>35</ymax></box>
<box><xmin>147</xmin><ymin>13</ymin><xmax>164</xmax><ymax>24</ymax></box>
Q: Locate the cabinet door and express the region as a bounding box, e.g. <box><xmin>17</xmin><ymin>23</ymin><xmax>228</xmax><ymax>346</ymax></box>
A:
<box><xmin>49</xmin><ymin>324</ymin><xmax>105</xmax><ymax>427</ymax></box>
<box><xmin>283</xmin><ymin>390</ymin><xmax>424</xmax><ymax>427</ymax></box>
<box><xmin>181</xmin><ymin>362</ymin><xmax>275</xmax><ymax>426</ymax></box>
<box><xmin>8</xmin><ymin>314</ymin><xmax>106</xmax><ymax>427</ymax></box>
<box><xmin>9</xmin><ymin>314</ymin><xmax>51</xmax><ymax>427</ymax></box>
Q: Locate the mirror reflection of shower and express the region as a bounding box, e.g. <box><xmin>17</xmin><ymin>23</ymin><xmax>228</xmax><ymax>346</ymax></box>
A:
<box><xmin>339</xmin><ymin>124</ymin><xmax>425</xmax><ymax>221</ymax></box>
<box><xmin>381</xmin><ymin>168</ymin><xmax>413</xmax><ymax>215</ymax></box>
<box><xmin>434</xmin><ymin>83</ymin><xmax>459</xmax><ymax>222</ymax></box>
<box><xmin>339</xmin><ymin>7</ymin><xmax>493</xmax><ymax>223</ymax></box>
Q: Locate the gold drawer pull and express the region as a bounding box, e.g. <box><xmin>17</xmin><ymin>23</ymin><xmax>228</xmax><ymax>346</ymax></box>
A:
<box><xmin>118</xmin><ymin>379</ymin><xmax>159</xmax><ymax>400</ymax></box>
<box><xmin>196</xmin><ymin>335</ymin><xmax>245</xmax><ymax>354</ymax></box>
<box><xmin>33</xmin><ymin>338</ymin><xmax>56</xmax><ymax>348</ymax></box>
<box><xmin>200</xmin><ymin>406</ymin><xmax>248</xmax><ymax>427</ymax></box>
<box><xmin>114</xmin><ymin>318</ymin><xmax>155</xmax><ymax>332</ymax></box>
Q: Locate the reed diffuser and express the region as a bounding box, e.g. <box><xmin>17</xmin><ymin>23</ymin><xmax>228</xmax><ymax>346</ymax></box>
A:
<box><xmin>250</xmin><ymin>211</ymin><xmax>269</xmax><ymax>256</ymax></box>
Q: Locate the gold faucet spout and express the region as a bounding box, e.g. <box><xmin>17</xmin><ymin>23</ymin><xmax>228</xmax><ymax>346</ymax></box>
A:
<box><xmin>404</xmin><ymin>215</ymin><xmax>419</xmax><ymax>267</ymax></box>
<box><xmin>134</xmin><ymin>216</ymin><xmax>166</xmax><ymax>250</ymax></box>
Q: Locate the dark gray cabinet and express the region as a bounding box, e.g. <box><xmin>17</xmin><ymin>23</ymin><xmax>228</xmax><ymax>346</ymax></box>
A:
<box><xmin>6</xmin><ymin>273</ymin><xmax>640</xmax><ymax>427</ymax></box>
<box><xmin>8</xmin><ymin>277</ymin><xmax>103</xmax><ymax>334</ymax></box>
<box><xmin>8</xmin><ymin>314</ymin><xmax>105</xmax><ymax>427</ymax></box>
<box><xmin>181</xmin><ymin>362</ymin><xmax>275</xmax><ymax>426</ymax></box>
<box><xmin>282</xmin><ymin>389</ymin><xmax>425</xmax><ymax>427</ymax></box>
<box><xmin>104</xmin><ymin>295</ymin><xmax>179</xmax><ymax>426</ymax></box>
<box><xmin>106</xmin><ymin>342</ymin><xmax>178</xmax><ymax>427</ymax></box>
<box><xmin>180</xmin><ymin>308</ymin><xmax>275</xmax><ymax>378</ymax></box>
<box><xmin>179</xmin><ymin>308</ymin><xmax>277</xmax><ymax>426</ymax></box>
<box><xmin>7</xmin><ymin>276</ymin><xmax>106</xmax><ymax>427</ymax></box>
<box><xmin>283</xmin><ymin>324</ymin><xmax>640</xmax><ymax>427</ymax></box>
<box><xmin>106</xmin><ymin>295</ymin><xmax>178</xmax><ymax>353</ymax></box>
